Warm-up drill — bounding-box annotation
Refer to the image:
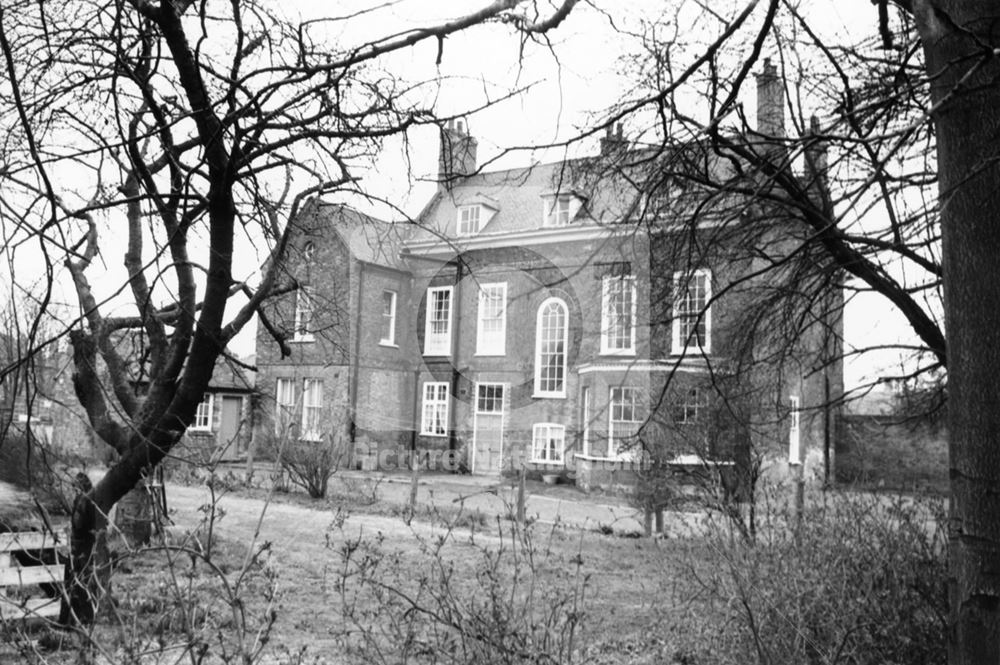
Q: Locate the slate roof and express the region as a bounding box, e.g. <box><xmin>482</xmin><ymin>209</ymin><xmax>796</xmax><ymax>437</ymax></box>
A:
<box><xmin>313</xmin><ymin>201</ymin><xmax>410</xmax><ymax>271</ymax></box>
<box><xmin>409</xmin><ymin>159</ymin><xmax>639</xmax><ymax>241</ymax></box>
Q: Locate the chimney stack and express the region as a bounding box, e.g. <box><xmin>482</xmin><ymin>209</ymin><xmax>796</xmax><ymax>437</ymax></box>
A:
<box><xmin>805</xmin><ymin>115</ymin><xmax>828</xmax><ymax>177</ymax></box>
<box><xmin>599</xmin><ymin>123</ymin><xmax>628</xmax><ymax>157</ymax></box>
<box><xmin>755</xmin><ymin>58</ymin><xmax>785</xmax><ymax>139</ymax></box>
<box><xmin>438</xmin><ymin>119</ymin><xmax>478</xmax><ymax>189</ymax></box>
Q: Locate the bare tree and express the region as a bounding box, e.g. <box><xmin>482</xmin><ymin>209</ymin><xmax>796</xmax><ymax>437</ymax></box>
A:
<box><xmin>0</xmin><ymin>0</ymin><xmax>578</xmax><ymax>627</ymax></box>
<box><xmin>562</xmin><ymin>1</ymin><xmax>995</xmax><ymax>661</ymax></box>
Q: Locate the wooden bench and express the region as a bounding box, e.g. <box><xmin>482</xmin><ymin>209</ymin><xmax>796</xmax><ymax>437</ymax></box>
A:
<box><xmin>0</xmin><ymin>531</ymin><xmax>64</xmax><ymax>622</ymax></box>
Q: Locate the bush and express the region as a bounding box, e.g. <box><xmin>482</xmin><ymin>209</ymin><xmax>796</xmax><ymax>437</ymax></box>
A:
<box><xmin>334</xmin><ymin>515</ymin><xmax>589</xmax><ymax>664</ymax></box>
<box><xmin>261</xmin><ymin>430</ymin><xmax>346</xmax><ymax>499</ymax></box>
<box><xmin>692</xmin><ymin>488</ymin><xmax>947</xmax><ymax>665</ymax></box>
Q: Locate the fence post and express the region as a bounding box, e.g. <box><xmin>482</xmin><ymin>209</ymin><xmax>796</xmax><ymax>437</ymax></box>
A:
<box><xmin>407</xmin><ymin>451</ymin><xmax>420</xmax><ymax>523</ymax></box>
<box><xmin>516</xmin><ymin>466</ymin><xmax>526</xmax><ymax>525</ymax></box>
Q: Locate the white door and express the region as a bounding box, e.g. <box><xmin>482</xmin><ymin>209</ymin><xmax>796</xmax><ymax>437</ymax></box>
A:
<box><xmin>472</xmin><ymin>383</ymin><xmax>505</xmax><ymax>474</ymax></box>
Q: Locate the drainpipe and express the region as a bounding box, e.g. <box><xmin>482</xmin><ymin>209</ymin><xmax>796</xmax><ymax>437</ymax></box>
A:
<box><xmin>448</xmin><ymin>259</ymin><xmax>464</xmax><ymax>456</ymax></box>
<box><xmin>349</xmin><ymin>260</ymin><xmax>364</xmax><ymax>467</ymax></box>
<box><xmin>409</xmin><ymin>275</ymin><xmax>420</xmax><ymax>460</ymax></box>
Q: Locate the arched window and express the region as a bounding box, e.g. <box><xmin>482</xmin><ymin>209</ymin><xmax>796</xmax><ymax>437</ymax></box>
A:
<box><xmin>534</xmin><ymin>298</ymin><xmax>568</xmax><ymax>397</ymax></box>
<box><xmin>302</xmin><ymin>241</ymin><xmax>316</xmax><ymax>264</ymax></box>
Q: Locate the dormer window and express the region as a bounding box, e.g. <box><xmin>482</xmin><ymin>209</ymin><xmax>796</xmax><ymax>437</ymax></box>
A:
<box><xmin>457</xmin><ymin>205</ymin><xmax>482</xmax><ymax>236</ymax></box>
<box><xmin>542</xmin><ymin>192</ymin><xmax>585</xmax><ymax>227</ymax></box>
<box><xmin>544</xmin><ymin>195</ymin><xmax>573</xmax><ymax>227</ymax></box>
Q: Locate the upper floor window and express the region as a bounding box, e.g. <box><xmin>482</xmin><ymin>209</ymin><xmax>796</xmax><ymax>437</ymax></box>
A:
<box><xmin>192</xmin><ymin>393</ymin><xmax>213</xmax><ymax>431</ymax></box>
<box><xmin>301</xmin><ymin>378</ymin><xmax>323</xmax><ymax>442</ymax></box>
<box><xmin>532</xmin><ymin>423</ymin><xmax>565</xmax><ymax>464</ymax></box>
<box><xmin>534</xmin><ymin>298</ymin><xmax>568</xmax><ymax>398</ymax></box>
<box><xmin>457</xmin><ymin>205</ymin><xmax>482</xmax><ymax>236</ymax></box>
<box><xmin>423</xmin><ymin>286</ymin><xmax>453</xmax><ymax>356</ymax></box>
<box><xmin>543</xmin><ymin>195</ymin><xmax>574</xmax><ymax>227</ymax></box>
<box><xmin>380</xmin><ymin>290</ymin><xmax>397</xmax><ymax>346</ymax></box>
<box><xmin>601</xmin><ymin>274</ymin><xmax>637</xmax><ymax>355</ymax></box>
<box><xmin>293</xmin><ymin>286</ymin><xmax>314</xmax><ymax>342</ymax></box>
<box><xmin>275</xmin><ymin>378</ymin><xmax>296</xmax><ymax>435</ymax></box>
<box><xmin>788</xmin><ymin>395</ymin><xmax>801</xmax><ymax>464</ymax></box>
<box><xmin>476</xmin><ymin>283</ymin><xmax>507</xmax><ymax>356</ymax></box>
<box><xmin>672</xmin><ymin>270</ymin><xmax>711</xmax><ymax>354</ymax></box>
<box><xmin>609</xmin><ymin>386</ymin><xmax>641</xmax><ymax>459</ymax></box>
<box><xmin>421</xmin><ymin>382</ymin><xmax>450</xmax><ymax>436</ymax></box>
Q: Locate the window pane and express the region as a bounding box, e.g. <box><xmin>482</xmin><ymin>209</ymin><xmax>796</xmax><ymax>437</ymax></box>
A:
<box><xmin>294</xmin><ymin>287</ymin><xmax>313</xmax><ymax>340</ymax></box>
<box><xmin>610</xmin><ymin>387</ymin><xmax>641</xmax><ymax>458</ymax></box>
<box><xmin>603</xmin><ymin>275</ymin><xmax>635</xmax><ymax>351</ymax></box>
<box><xmin>536</xmin><ymin>300</ymin><xmax>567</xmax><ymax>395</ymax></box>
<box><xmin>477</xmin><ymin>384</ymin><xmax>504</xmax><ymax>413</ymax></box>
<box><xmin>674</xmin><ymin>271</ymin><xmax>711</xmax><ymax>352</ymax></box>
<box><xmin>301</xmin><ymin>379</ymin><xmax>323</xmax><ymax>441</ymax></box>
<box><xmin>532</xmin><ymin>424</ymin><xmax>565</xmax><ymax>463</ymax></box>
<box><xmin>477</xmin><ymin>284</ymin><xmax>506</xmax><ymax>354</ymax></box>
<box><xmin>380</xmin><ymin>291</ymin><xmax>396</xmax><ymax>343</ymax></box>
<box><xmin>421</xmin><ymin>382</ymin><xmax>449</xmax><ymax>435</ymax></box>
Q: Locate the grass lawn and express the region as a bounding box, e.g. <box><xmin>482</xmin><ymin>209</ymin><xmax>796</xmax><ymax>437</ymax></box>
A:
<box><xmin>4</xmin><ymin>475</ymin><xmax>725</xmax><ymax>664</ymax></box>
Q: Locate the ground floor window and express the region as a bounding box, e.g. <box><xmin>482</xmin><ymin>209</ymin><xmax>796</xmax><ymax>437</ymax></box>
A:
<box><xmin>275</xmin><ymin>378</ymin><xmax>296</xmax><ymax>435</ymax></box>
<box><xmin>301</xmin><ymin>379</ymin><xmax>323</xmax><ymax>441</ymax></box>
<box><xmin>532</xmin><ymin>423</ymin><xmax>565</xmax><ymax>464</ymax></box>
<box><xmin>421</xmin><ymin>382</ymin><xmax>450</xmax><ymax>436</ymax></box>
<box><xmin>609</xmin><ymin>386</ymin><xmax>641</xmax><ymax>459</ymax></box>
<box><xmin>193</xmin><ymin>393</ymin><xmax>213</xmax><ymax>430</ymax></box>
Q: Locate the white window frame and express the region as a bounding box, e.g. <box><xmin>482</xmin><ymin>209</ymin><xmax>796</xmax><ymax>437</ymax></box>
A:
<box><xmin>542</xmin><ymin>194</ymin><xmax>574</xmax><ymax>227</ymax></box>
<box><xmin>457</xmin><ymin>204</ymin><xmax>482</xmax><ymax>236</ymax></box>
<box><xmin>674</xmin><ymin>387</ymin><xmax>705</xmax><ymax>425</ymax></box>
<box><xmin>789</xmin><ymin>395</ymin><xmax>801</xmax><ymax>464</ymax></box>
<box><xmin>531</xmin><ymin>423</ymin><xmax>565</xmax><ymax>464</ymax></box>
<box><xmin>192</xmin><ymin>393</ymin><xmax>213</xmax><ymax>431</ymax></box>
<box><xmin>423</xmin><ymin>286</ymin><xmax>453</xmax><ymax>356</ymax></box>
<box><xmin>533</xmin><ymin>297</ymin><xmax>568</xmax><ymax>398</ymax></box>
<box><xmin>581</xmin><ymin>386</ymin><xmax>591</xmax><ymax>456</ymax></box>
<box><xmin>301</xmin><ymin>379</ymin><xmax>323</xmax><ymax>442</ymax></box>
<box><xmin>608</xmin><ymin>386</ymin><xmax>641</xmax><ymax>460</ymax></box>
<box><xmin>380</xmin><ymin>290</ymin><xmax>397</xmax><ymax>346</ymax></box>
<box><xmin>421</xmin><ymin>382</ymin><xmax>450</xmax><ymax>437</ymax></box>
<box><xmin>600</xmin><ymin>274</ymin><xmax>637</xmax><ymax>355</ymax></box>
<box><xmin>275</xmin><ymin>378</ymin><xmax>296</xmax><ymax>435</ymax></box>
<box><xmin>671</xmin><ymin>269</ymin><xmax>712</xmax><ymax>355</ymax></box>
<box><xmin>293</xmin><ymin>286</ymin><xmax>315</xmax><ymax>342</ymax></box>
<box><xmin>476</xmin><ymin>282</ymin><xmax>507</xmax><ymax>356</ymax></box>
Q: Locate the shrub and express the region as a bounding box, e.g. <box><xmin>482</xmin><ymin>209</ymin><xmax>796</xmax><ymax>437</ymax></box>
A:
<box><xmin>691</xmin><ymin>488</ymin><xmax>947</xmax><ymax>665</ymax></box>
<box><xmin>262</xmin><ymin>430</ymin><xmax>347</xmax><ymax>499</ymax></box>
<box><xmin>334</xmin><ymin>515</ymin><xmax>590</xmax><ymax>664</ymax></box>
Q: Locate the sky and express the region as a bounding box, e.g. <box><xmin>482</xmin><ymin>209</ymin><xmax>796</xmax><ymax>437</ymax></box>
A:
<box><xmin>267</xmin><ymin>0</ymin><xmax>926</xmax><ymax>391</ymax></box>
<box><xmin>4</xmin><ymin>0</ymin><xmax>926</xmax><ymax>392</ymax></box>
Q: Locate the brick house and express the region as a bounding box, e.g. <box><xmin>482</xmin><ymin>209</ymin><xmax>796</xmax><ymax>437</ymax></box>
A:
<box><xmin>180</xmin><ymin>357</ymin><xmax>256</xmax><ymax>462</ymax></box>
<box><xmin>253</xmin><ymin>65</ymin><xmax>843</xmax><ymax>490</ymax></box>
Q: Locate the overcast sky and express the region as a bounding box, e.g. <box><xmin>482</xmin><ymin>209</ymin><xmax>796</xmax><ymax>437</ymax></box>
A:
<box><xmin>8</xmin><ymin>0</ymin><xmax>920</xmax><ymax>391</ymax></box>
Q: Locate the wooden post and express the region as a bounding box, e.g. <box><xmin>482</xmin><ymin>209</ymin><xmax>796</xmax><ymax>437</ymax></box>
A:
<box><xmin>516</xmin><ymin>466</ymin><xmax>526</xmax><ymax>525</ymax></box>
<box><xmin>407</xmin><ymin>453</ymin><xmax>419</xmax><ymax>523</ymax></box>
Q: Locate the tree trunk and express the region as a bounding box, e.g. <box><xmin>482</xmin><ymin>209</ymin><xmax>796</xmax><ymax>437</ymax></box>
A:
<box><xmin>60</xmin><ymin>476</ymin><xmax>112</xmax><ymax>627</ymax></box>
<box><xmin>916</xmin><ymin>2</ymin><xmax>1000</xmax><ymax>661</ymax></box>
